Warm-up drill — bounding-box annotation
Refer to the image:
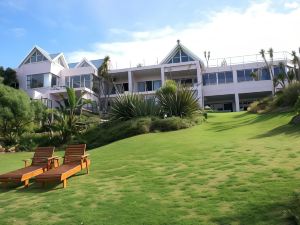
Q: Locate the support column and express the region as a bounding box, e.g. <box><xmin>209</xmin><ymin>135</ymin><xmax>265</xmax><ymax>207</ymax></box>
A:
<box><xmin>128</xmin><ymin>70</ymin><xmax>133</xmax><ymax>92</ymax></box>
<box><xmin>160</xmin><ymin>67</ymin><xmax>165</xmax><ymax>86</ymax></box>
<box><xmin>196</xmin><ymin>62</ymin><xmax>203</xmax><ymax>108</ymax></box>
<box><xmin>235</xmin><ymin>93</ymin><xmax>240</xmax><ymax>112</ymax></box>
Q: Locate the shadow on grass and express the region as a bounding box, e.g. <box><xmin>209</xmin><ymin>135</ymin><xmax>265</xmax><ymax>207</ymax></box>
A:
<box><xmin>252</xmin><ymin>124</ymin><xmax>300</xmax><ymax>139</ymax></box>
<box><xmin>209</xmin><ymin>112</ymin><xmax>295</xmax><ymax>133</ymax></box>
<box><xmin>212</xmin><ymin>201</ymin><xmax>290</xmax><ymax>225</ymax></box>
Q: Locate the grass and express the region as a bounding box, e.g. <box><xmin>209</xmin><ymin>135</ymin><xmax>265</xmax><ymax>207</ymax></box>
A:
<box><xmin>1</xmin><ymin>112</ymin><xmax>300</xmax><ymax>225</ymax></box>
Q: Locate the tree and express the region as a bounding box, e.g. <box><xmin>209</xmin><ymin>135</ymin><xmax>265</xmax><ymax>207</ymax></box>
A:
<box><xmin>3</xmin><ymin>67</ymin><xmax>18</xmax><ymax>89</ymax></box>
<box><xmin>95</xmin><ymin>56</ymin><xmax>114</xmax><ymax>115</ymax></box>
<box><xmin>260</xmin><ymin>48</ymin><xmax>275</xmax><ymax>94</ymax></box>
<box><xmin>0</xmin><ymin>84</ymin><xmax>35</xmax><ymax>145</ymax></box>
<box><xmin>54</xmin><ymin>87</ymin><xmax>91</xmax><ymax>142</ymax></box>
<box><xmin>292</xmin><ymin>51</ymin><xmax>300</xmax><ymax>81</ymax></box>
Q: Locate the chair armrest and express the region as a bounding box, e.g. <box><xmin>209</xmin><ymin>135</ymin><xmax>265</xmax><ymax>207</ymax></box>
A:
<box><xmin>81</xmin><ymin>154</ymin><xmax>90</xmax><ymax>159</ymax></box>
<box><xmin>22</xmin><ymin>159</ymin><xmax>31</xmax><ymax>167</ymax></box>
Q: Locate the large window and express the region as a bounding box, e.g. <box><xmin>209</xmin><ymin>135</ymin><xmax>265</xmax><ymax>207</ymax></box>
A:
<box><xmin>65</xmin><ymin>74</ymin><xmax>92</xmax><ymax>89</ymax></box>
<box><xmin>111</xmin><ymin>83</ymin><xmax>129</xmax><ymax>94</ymax></box>
<box><xmin>237</xmin><ymin>69</ymin><xmax>254</xmax><ymax>82</ymax></box>
<box><xmin>137</xmin><ymin>80</ymin><xmax>161</xmax><ymax>92</ymax></box>
<box><xmin>168</xmin><ymin>50</ymin><xmax>195</xmax><ymax>64</ymax></box>
<box><xmin>203</xmin><ymin>73</ymin><xmax>217</xmax><ymax>85</ymax></box>
<box><xmin>217</xmin><ymin>71</ymin><xmax>233</xmax><ymax>84</ymax></box>
<box><xmin>27</xmin><ymin>74</ymin><xmax>44</xmax><ymax>89</ymax></box>
<box><xmin>25</xmin><ymin>50</ymin><xmax>47</xmax><ymax>64</ymax></box>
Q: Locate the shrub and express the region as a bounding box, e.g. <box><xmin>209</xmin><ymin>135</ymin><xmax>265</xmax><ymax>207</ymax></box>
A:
<box><xmin>75</xmin><ymin>117</ymin><xmax>153</xmax><ymax>149</ymax></box>
<box><xmin>294</xmin><ymin>95</ymin><xmax>300</xmax><ymax>115</ymax></box>
<box><xmin>110</xmin><ymin>94</ymin><xmax>159</xmax><ymax>121</ymax></box>
<box><xmin>74</xmin><ymin>115</ymin><xmax>203</xmax><ymax>149</ymax></box>
<box><xmin>247</xmin><ymin>96</ymin><xmax>274</xmax><ymax>113</ymax></box>
<box><xmin>151</xmin><ymin>117</ymin><xmax>194</xmax><ymax>132</ymax></box>
<box><xmin>156</xmin><ymin>81</ymin><xmax>200</xmax><ymax>117</ymax></box>
<box><xmin>274</xmin><ymin>82</ymin><xmax>300</xmax><ymax>107</ymax></box>
<box><xmin>0</xmin><ymin>84</ymin><xmax>35</xmax><ymax>146</ymax></box>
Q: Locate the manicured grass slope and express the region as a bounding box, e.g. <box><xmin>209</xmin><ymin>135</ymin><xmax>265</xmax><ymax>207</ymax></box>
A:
<box><xmin>1</xmin><ymin>112</ymin><xmax>300</xmax><ymax>225</ymax></box>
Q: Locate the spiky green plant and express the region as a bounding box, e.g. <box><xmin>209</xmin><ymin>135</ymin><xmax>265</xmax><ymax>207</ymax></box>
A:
<box><xmin>110</xmin><ymin>94</ymin><xmax>159</xmax><ymax>121</ymax></box>
<box><xmin>156</xmin><ymin>81</ymin><xmax>199</xmax><ymax>117</ymax></box>
<box><xmin>54</xmin><ymin>87</ymin><xmax>91</xmax><ymax>141</ymax></box>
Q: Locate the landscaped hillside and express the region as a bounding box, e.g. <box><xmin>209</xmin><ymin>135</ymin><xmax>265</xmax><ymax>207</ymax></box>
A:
<box><xmin>1</xmin><ymin>112</ymin><xmax>300</xmax><ymax>225</ymax></box>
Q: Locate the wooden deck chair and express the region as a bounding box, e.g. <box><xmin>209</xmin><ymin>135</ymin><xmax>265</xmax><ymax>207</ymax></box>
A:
<box><xmin>35</xmin><ymin>144</ymin><xmax>90</xmax><ymax>188</ymax></box>
<box><xmin>0</xmin><ymin>147</ymin><xmax>55</xmax><ymax>188</ymax></box>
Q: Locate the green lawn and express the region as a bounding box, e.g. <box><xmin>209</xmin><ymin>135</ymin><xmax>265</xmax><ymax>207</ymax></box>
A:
<box><xmin>1</xmin><ymin>112</ymin><xmax>300</xmax><ymax>225</ymax></box>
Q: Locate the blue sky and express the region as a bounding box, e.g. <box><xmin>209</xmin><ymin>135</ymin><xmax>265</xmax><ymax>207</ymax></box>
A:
<box><xmin>0</xmin><ymin>0</ymin><xmax>300</xmax><ymax>68</ymax></box>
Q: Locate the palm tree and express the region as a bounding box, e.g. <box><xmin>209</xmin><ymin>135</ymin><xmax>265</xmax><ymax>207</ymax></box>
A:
<box><xmin>260</xmin><ymin>48</ymin><xmax>275</xmax><ymax>94</ymax></box>
<box><xmin>96</xmin><ymin>56</ymin><xmax>115</xmax><ymax>115</ymax></box>
<box><xmin>55</xmin><ymin>87</ymin><xmax>90</xmax><ymax>142</ymax></box>
<box><xmin>292</xmin><ymin>51</ymin><xmax>300</xmax><ymax>81</ymax></box>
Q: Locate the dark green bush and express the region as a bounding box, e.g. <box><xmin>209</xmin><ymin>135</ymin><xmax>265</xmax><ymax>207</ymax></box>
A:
<box><xmin>156</xmin><ymin>81</ymin><xmax>200</xmax><ymax>117</ymax></box>
<box><xmin>110</xmin><ymin>94</ymin><xmax>159</xmax><ymax>120</ymax></box>
<box><xmin>274</xmin><ymin>82</ymin><xmax>300</xmax><ymax>107</ymax></box>
<box><xmin>151</xmin><ymin>117</ymin><xmax>194</xmax><ymax>132</ymax></box>
<box><xmin>74</xmin><ymin>115</ymin><xmax>203</xmax><ymax>149</ymax></box>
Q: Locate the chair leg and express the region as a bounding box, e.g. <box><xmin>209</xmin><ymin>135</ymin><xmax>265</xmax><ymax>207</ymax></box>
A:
<box><xmin>24</xmin><ymin>180</ymin><xmax>29</xmax><ymax>188</ymax></box>
<box><xmin>63</xmin><ymin>179</ymin><xmax>67</xmax><ymax>188</ymax></box>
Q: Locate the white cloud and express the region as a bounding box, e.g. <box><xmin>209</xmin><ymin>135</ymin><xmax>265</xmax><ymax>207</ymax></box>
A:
<box><xmin>284</xmin><ymin>1</ymin><xmax>299</xmax><ymax>9</ymax></box>
<box><xmin>67</xmin><ymin>1</ymin><xmax>300</xmax><ymax>69</ymax></box>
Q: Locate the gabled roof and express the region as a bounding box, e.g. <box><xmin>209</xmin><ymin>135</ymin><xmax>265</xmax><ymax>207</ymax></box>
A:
<box><xmin>74</xmin><ymin>58</ymin><xmax>97</xmax><ymax>70</ymax></box>
<box><xmin>69</xmin><ymin>58</ymin><xmax>103</xmax><ymax>70</ymax></box>
<box><xmin>160</xmin><ymin>40</ymin><xmax>201</xmax><ymax>65</ymax></box>
<box><xmin>90</xmin><ymin>59</ymin><xmax>104</xmax><ymax>68</ymax></box>
<box><xmin>18</xmin><ymin>45</ymin><xmax>53</xmax><ymax>67</ymax></box>
<box><xmin>49</xmin><ymin>53</ymin><xmax>61</xmax><ymax>59</ymax></box>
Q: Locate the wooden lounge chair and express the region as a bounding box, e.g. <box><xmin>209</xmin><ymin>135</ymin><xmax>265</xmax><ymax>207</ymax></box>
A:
<box><xmin>0</xmin><ymin>147</ymin><xmax>55</xmax><ymax>188</ymax></box>
<box><xmin>35</xmin><ymin>144</ymin><xmax>90</xmax><ymax>188</ymax></box>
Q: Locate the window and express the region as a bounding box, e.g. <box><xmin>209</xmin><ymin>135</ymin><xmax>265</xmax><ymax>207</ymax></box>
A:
<box><xmin>81</xmin><ymin>74</ymin><xmax>91</xmax><ymax>88</ymax></box>
<box><xmin>237</xmin><ymin>70</ymin><xmax>245</xmax><ymax>82</ymax></box>
<box><xmin>237</xmin><ymin>69</ymin><xmax>254</xmax><ymax>82</ymax></box>
<box><xmin>138</xmin><ymin>80</ymin><xmax>161</xmax><ymax>92</ymax></box>
<box><xmin>79</xmin><ymin>61</ymin><xmax>90</xmax><ymax>67</ymax></box>
<box><xmin>245</xmin><ymin>69</ymin><xmax>253</xmax><ymax>81</ymax></box>
<box><xmin>138</xmin><ymin>82</ymin><xmax>145</xmax><ymax>92</ymax></box>
<box><xmin>58</xmin><ymin>57</ymin><xmax>65</xmax><ymax>67</ymax></box>
<box><xmin>261</xmin><ymin>68</ymin><xmax>271</xmax><ymax>80</ymax></box>
<box><xmin>123</xmin><ymin>83</ymin><xmax>129</xmax><ymax>91</ymax></box>
<box><xmin>167</xmin><ymin>49</ymin><xmax>195</xmax><ymax>64</ymax></box>
<box><xmin>225</xmin><ymin>71</ymin><xmax>233</xmax><ymax>83</ymax></box>
<box><xmin>218</xmin><ymin>73</ymin><xmax>226</xmax><ymax>84</ymax></box>
<box><xmin>146</xmin><ymin>81</ymin><xmax>153</xmax><ymax>91</ymax></box>
<box><xmin>203</xmin><ymin>73</ymin><xmax>217</xmax><ymax>86</ymax></box>
<box><xmin>71</xmin><ymin>76</ymin><xmax>81</xmax><ymax>88</ymax></box>
<box><xmin>25</xmin><ymin>50</ymin><xmax>47</xmax><ymax>64</ymax></box>
<box><xmin>51</xmin><ymin>75</ymin><xmax>59</xmax><ymax>87</ymax></box>
<box><xmin>181</xmin><ymin>78</ymin><xmax>193</xmax><ymax>87</ymax></box>
<box><xmin>111</xmin><ymin>83</ymin><xmax>128</xmax><ymax>94</ymax></box>
<box><xmin>153</xmin><ymin>80</ymin><xmax>161</xmax><ymax>90</ymax></box>
<box><xmin>27</xmin><ymin>74</ymin><xmax>44</xmax><ymax>89</ymax></box>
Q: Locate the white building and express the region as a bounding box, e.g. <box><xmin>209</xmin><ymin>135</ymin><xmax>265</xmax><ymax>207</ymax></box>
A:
<box><xmin>16</xmin><ymin>41</ymin><xmax>292</xmax><ymax>112</ymax></box>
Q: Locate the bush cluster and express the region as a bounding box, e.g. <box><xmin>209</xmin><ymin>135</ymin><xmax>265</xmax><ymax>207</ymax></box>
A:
<box><xmin>74</xmin><ymin>115</ymin><xmax>203</xmax><ymax>149</ymax></box>
<box><xmin>247</xmin><ymin>82</ymin><xmax>300</xmax><ymax>114</ymax></box>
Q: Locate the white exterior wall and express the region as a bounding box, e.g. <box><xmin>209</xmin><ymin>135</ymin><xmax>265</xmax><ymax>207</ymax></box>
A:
<box><xmin>16</xmin><ymin>46</ymin><xmax>288</xmax><ymax>113</ymax></box>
